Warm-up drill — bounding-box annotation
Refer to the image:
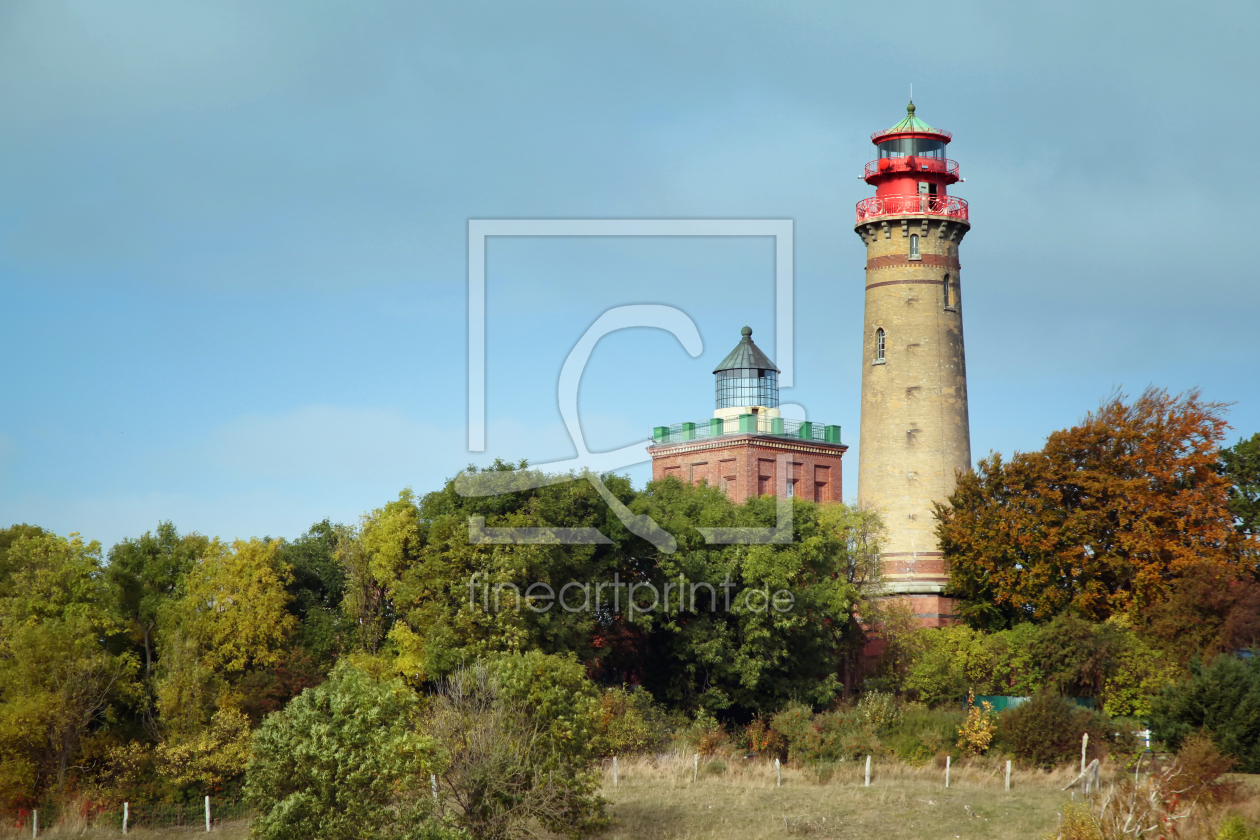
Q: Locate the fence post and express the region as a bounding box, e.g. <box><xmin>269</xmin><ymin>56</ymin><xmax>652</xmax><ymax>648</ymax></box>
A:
<box><xmin>613</xmin><ymin>757</ymin><xmax>618</xmax><ymax>787</ymax></box>
<box><xmin>1081</xmin><ymin>733</ymin><xmax>1089</xmax><ymax>774</ymax></box>
<box><xmin>945</xmin><ymin>755</ymin><xmax>950</xmax><ymax>788</ymax></box>
<box><xmin>693</xmin><ymin>753</ymin><xmax>698</xmax><ymax>783</ymax></box>
<box><xmin>864</xmin><ymin>755</ymin><xmax>871</xmax><ymax>787</ymax></box>
<box><xmin>123</xmin><ymin>801</ymin><xmax>129</xmax><ymax>835</ymax></box>
<box><xmin>1005</xmin><ymin>760</ymin><xmax>1011</xmax><ymax>791</ymax></box>
<box><xmin>205</xmin><ymin>795</ymin><xmax>211</xmax><ymax>832</ymax></box>
<box><xmin>775</xmin><ymin>757</ymin><xmax>781</xmax><ymax>788</ymax></box>
<box><xmin>32</xmin><ymin>809</ymin><xmax>37</xmax><ymax>838</ymax></box>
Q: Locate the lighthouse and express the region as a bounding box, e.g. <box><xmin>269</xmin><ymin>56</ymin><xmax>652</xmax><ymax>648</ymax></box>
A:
<box><xmin>854</xmin><ymin>102</ymin><xmax>972</xmax><ymax>626</ymax></box>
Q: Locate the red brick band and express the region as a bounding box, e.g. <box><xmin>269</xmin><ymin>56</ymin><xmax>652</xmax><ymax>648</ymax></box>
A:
<box><xmin>865</xmin><ymin>279</ymin><xmax>946</xmax><ymax>291</ymax></box>
<box><xmin>866</xmin><ymin>254</ymin><xmax>960</xmax><ymax>270</ymax></box>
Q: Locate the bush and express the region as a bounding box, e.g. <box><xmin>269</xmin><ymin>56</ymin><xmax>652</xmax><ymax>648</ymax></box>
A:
<box><xmin>994</xmin><ymin>693</ymin><xmax>1111</xmax><ymax>769</ymax></box>
<box><xmin>1044</xmin><ymin>801</ymin><xmax>1103</xmax><ymax>840</ymax></box>
<box><xmin>956</xmin><ymin>693</ymin><xmax>997</xmax><ymax>756</ymax></box>
<box><xmin>1149</xmin><ymin>653</ymin><xmax>1260</xmax><ymax>772</ymax></box>
<box><xmin>429</xmin><ymin>657</ymin><xmax>606</xmax><ymax>840</ymax></box>
<box><xmin>1217</xmin><ymin>815</ymin><xmax>1260</xmax><ymax>840</ymax></box>
<box><xmin>591</xmin><ymin>686</ymin><xmax>673</xmax><ymax>757</ymax></box>
<box><xmin>245</xmin><ymin>664</ymin><xmax>451</xmax><ymax>840</ymax></box>
<box><xmin>741</xmin><ymin>716</ymin><xmax>786</xmax><ymax>758</ymax></box>
<box><xmin>883</xmin><ymin>703</ymin><xmax>963</xmax><ymax>765</ymax></box>
<box><xmin>768</xmin><ymin>697</ymin><xmax>901</xmax><ymax>764</ymax></box>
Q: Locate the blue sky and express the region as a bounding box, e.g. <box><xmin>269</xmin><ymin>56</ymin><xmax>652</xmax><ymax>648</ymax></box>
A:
<box><xmin>2</xmin><ymin>1</ymin><xmax>1257</xmax><ymax>549</ymax></box>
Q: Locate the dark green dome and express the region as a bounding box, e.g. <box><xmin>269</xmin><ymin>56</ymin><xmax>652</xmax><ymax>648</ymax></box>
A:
<box><xmin>713</xmin><ymin>326</ymin><xmax>778</xmax><ymax>374</ymax></box>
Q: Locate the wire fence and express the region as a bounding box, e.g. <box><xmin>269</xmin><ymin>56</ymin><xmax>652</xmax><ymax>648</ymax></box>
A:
<box><xmin>0</xmin><ymin>799</ymin><xmax>253</xmax><ymax>838</ymax></box>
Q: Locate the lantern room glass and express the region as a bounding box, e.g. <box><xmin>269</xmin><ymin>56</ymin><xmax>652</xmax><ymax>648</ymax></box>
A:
<box><xmin>715</xmin><ymin>368</ymin><xmax>779</xmax><ymax>409</ymax></box>
<box><xmin>877</xmin><ymin>137</ymin><xmax>945</xmax><ymax>159</ymax></box>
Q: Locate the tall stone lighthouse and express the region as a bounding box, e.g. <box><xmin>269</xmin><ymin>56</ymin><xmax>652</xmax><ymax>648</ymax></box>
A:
<box><xmin>854</xmin><ymin>102</ymin><xmax>971</xmax><ymax>626</ymax></box>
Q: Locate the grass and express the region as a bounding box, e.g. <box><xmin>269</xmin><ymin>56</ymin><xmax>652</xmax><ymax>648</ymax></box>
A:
<box><xmin>599</xmin><ymin>753</ymin><xmax>1085</xmax><ymax>840</ymax></box>
<box><xmin>0</xmin><ymin>819</ymin><xmax>251</xmax><ymax>839</ymax></box>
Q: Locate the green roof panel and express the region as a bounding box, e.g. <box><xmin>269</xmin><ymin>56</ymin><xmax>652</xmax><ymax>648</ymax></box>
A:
<box><xmin>713</xmin><ymin>326</ymin><xmax>779</xmax><ymax>373</ymax></box>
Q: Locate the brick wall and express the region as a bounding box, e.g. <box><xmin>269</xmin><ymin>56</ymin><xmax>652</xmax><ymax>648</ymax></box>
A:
<box><xmin>648</xmin><ymin>434</ymin><xmax>847</xmax><ymax>504</ymax></box>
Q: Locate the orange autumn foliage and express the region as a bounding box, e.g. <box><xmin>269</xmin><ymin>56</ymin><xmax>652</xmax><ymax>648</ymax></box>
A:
<box><xmin>936</xmin><ymin>388</ymin><xmax>1247</xmax><ymax>628</ymax></box>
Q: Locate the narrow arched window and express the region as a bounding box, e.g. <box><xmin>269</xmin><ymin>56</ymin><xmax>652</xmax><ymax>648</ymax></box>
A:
<box><xmin>875</xmin><ymin>328</ymin><xmax>886</xmax><ymax>361</ymax></box>
<box><xmin>943</xmin><ymin>274</ymin><xmax>951</xmax><ymax>307</ymax></box>
<box><xmin>909</xmin><ymin>234</ymin><xmax>920</xmax><ymax>259</ymax></box>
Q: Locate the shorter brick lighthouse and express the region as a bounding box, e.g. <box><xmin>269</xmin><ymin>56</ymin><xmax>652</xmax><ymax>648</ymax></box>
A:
<box><xmin>855</xmin><ymin>102</ymin><xmax>973</xmax><ymax>626</ymax></box>
<box><xmin>648</xmin><ymin>326</ymin><xmax>847</xmax><ymax>503</ymax></box>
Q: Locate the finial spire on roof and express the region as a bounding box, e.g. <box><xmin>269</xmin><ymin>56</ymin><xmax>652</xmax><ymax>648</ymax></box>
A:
<box><xmin>714</xmin><ymin>325</ymin><xmax>778</xmax><ymax>373</ymax></box>
<box><xmin>907</xmin><ymin>99</ymin><xmax>915</xmax><ymax>117</ymax></box>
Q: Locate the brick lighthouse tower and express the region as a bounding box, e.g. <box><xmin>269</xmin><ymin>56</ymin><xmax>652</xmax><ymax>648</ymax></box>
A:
<box><xmin>854</xmin><ymin>102</ymin><xmax>971</xmax><ymax>626</ymax></box>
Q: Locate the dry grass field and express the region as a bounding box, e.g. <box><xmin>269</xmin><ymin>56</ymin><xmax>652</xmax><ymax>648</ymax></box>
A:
<box><xmin>11</xmin><ymin>758</ymin><xmax>1260</xmax><ymax>840</ymax></box>
<box><xmin>599</xmin><ymin>754</ymin><xmax>1093</xmax><ymax>840</ymax></box>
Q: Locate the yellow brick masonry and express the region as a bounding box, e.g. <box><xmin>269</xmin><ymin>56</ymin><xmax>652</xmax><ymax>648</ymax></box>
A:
<box><xmin>855</xmin><ymin>214</ymin><xmax>971</xmax><ymax>620</ymax></box>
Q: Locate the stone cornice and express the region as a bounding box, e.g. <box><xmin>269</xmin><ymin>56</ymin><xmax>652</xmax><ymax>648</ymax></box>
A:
<box><xmin>647</xmin><ymin>434</ymin><xmax>848</xmax><ymax>459</ymax></box>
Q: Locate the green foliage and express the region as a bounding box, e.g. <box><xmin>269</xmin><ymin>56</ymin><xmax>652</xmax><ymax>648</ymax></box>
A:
<box><xmin>277</xmin><ymin>520</ymin><xmax>349</xmax><ymax>666</ymax></box>
<box><xmin>484</xmin><ymin>650</ymin><xmax>600</xmax><ymax>767</ymax></box>
<box><xmin>893</xmin><ymin>615</ymin><xmax>1178</xmax><ymax>716</ymax></box>
<box><xmin>427</xmin><ymin>658</ymin><xmax>606</xmax><ymax>839</ymax></box>
<box><xmin>1149</xmin><ymin>653</ymin><xmax>1260</xmax><ymax>773</ymax></box>
<box><xmin>106</xmin><ymin>522</ymin><xmax>209</xmax><ymax>679</ymax></box>
<box><xmin>882</xmin><ymin>703</ymin><xmax>962</xmax><ymax>765</ymax></box>
<box><xmin>768</xmin><ymin>699</ymin><xmax>899</xmax><ymax>764</ymax></box>
<box><xmin>375</xmin><ymin>474</ymin><xmax>626</xmax><ymax>680</ymax></box>
<box><xmin>245</xmin><ymin>664</ymin><xmax>444</xmax><ymax>840</ymax></box>
<box><xmin>994</xmin><ymin>694</ymin><xmax>1111</xmax><ymax>769</ymax></box>
<box><xmin>1100</xmin><ymin>625</ymin><xmax>1178</xmax><ymax>718</ymax></box>
<box><xmin>629</xmin><ymin>481</ymin><xmax>877</xmax><ymax>716</ymax></box>
<box><xmin>591</xmin><ymin>686</ymin><xmax>673</xmax><ymax>757</ymax></box>
<box><xmin>154</xmin><ymin>706</ymin><xmax>252</xmax><ymax>794</ymax></box>
<box><xmin>0</xmin><ymin>528</ymin><xmax>138</xmax><ymax>806</ymax></box>
<box><xmin>155</xmin><ymin>537</ymin><xmax>296</xmax><ymax>739</ymax></box>
<box><xmin>1217</xmin><ymin>815</ymin><xmax>1260</xmax><ymax>840</ymax></box>
<box><xmin>1220</xmin><ymin>432</ymin><xmax>1260</xmax><ymax>537</ymax></box>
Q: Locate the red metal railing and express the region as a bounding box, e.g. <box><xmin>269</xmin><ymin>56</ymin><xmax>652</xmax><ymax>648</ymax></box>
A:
<box><xmin>871</xmin><ymin>126</ymin><xmax>952</xmax><ymax>143</ymax></box>
<box><xmin>855</xmin><ymin>194</ymin><xmax>969</xmax><ymax>224</ymax></box>
<box><xmin>863</xmin><ymin>157</ymin><xmax>959</xmax><ymax>180</ymax></box>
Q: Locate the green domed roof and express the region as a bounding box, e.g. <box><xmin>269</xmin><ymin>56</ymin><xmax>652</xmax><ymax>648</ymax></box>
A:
<box><xmin>713</xmin><ymin>326</ymin><xmax>779</xmax><ymax>373</ymax></box>
<box><xmin>886</xmin><ymin>100</ymin><xmax>935</xmax><ymax>134</ymax></box>
<box><xmin>872</xmin><ymin>100</ymin><xmax>952</xmax><ymax>142</ymax></box>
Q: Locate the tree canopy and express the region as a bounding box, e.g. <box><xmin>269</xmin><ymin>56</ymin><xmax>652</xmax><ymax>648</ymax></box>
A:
<box><xmin>937</xmin><ymin>388</ymin><xmax>1247</xmax><ymax>628</ymax></box>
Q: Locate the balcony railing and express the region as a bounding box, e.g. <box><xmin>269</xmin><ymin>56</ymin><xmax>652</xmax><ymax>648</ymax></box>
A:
<box><xmin>863</xmin><ymin>157</ymin><xmax>959</xmax><ymax>180</ymax></box>
<box><xmin>652</xmin><ymin>417</ymin><xmax>842</xmax><ymax>446</ymax></box>
<box><xmin>871</xmin><ymin>126</ymin><xmax>952</xmax><ymax>143</ymax></box>
<box><xmin>855</xmin><ymin>194</ymin><xmax>969</xmax><ymax>224</ymax></box>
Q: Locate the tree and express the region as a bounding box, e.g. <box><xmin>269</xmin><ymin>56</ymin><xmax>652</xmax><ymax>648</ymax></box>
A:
<box><xmin>170</xmin><ymin>538</ymin><xmax>296</xmax><ymax>677</ymax></box>
<box><xmin>1220</xmin><ymin>432</ymin><xmax>1260</xmax><ymax>537</ymax></box>
<box><xmin>938</xmin><ymin>388</ymin><xmax>1243</xmax><ymax>627</ymax></box>
<box><xmin>1149</xmin><ymin>653</ymin><xmax>1260</xmax><ymax>773</ymax></box>
<box><xmin>1139</xmin><ymin>562</ymin><xmax>1260</xmax><ymax>663</ymax></box>
<box><xmin>276</xmin><ymin>520</ymin><xmax>349</xmax><ymax>665</ymax></box>
<box><xmin>627</xmin><ymin>480</ymin><xmax>876</xmax><ymax>716</ymax></box>
<box><xmin>155</xmin><ymin>538</ymin><xmax>295</xmax><ymax>739</ymax></box>
<box><xmin>246</xmin><ymin>664</ymin><xmax>448</xmax><ymax>840</ymax></box>
<box><xmin>106</xmin><ymin>522</ymin><xmax>210</xmax><ymax>679</ymax></box>
<box><xmin>0</xmin><ymin>530</ymin><xmax>138</xmax><ymax>804</ymax></box>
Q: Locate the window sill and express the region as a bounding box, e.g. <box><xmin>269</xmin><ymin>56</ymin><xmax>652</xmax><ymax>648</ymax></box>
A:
<box><xmin>871</xmin><ymin>359</ymin><xmax>886</xmax><ymax>366</ymax></box>
<box><xmin>908</xmin><ymin>256</ymin><xmax>922</xmax><ymax>261</ymax></box>
<box><xmin>944</xmin><ymin>305</ymin><xmax>958</xmax><ymax>312</ymax></box>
